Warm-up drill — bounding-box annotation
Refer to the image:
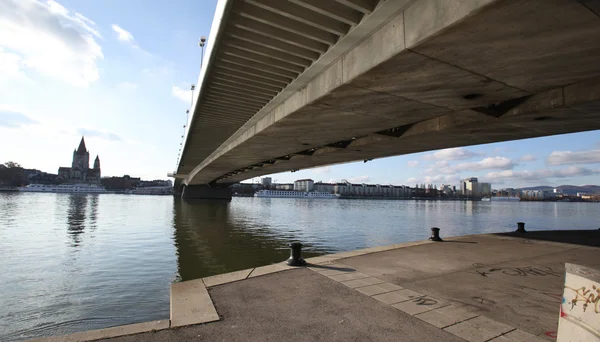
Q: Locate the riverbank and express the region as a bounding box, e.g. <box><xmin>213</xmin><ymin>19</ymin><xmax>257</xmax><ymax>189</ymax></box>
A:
<box><xmin>31</xmin><ymin>229</ymin><xmax>600</xmax><ymax>342</ymax></box>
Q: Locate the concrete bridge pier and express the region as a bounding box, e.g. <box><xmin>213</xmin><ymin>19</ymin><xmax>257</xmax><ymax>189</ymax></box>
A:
<box><xmin>181</xmin><ymin>185</ymin><xmax>232</xmax><ymax>201</ymax></box>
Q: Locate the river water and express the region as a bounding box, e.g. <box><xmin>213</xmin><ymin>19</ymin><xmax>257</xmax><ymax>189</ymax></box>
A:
<box><xmin>0</xmin><ymin>192</ymin><xmax>598</xmax><ymax>340</ymax></box>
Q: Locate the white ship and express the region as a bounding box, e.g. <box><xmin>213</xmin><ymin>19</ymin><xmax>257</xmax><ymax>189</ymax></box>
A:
<box><xmin>255</xmin><ymin>190</ymin><xmax>339</xmax><ymax>199</ymax></box>
<box><xmin>19</xmin><ymin>183</ymin><xmax>110</xmax><ymax>194</ymax></box>
<box><xmin>484</xmin><ymin>196</ymin><xmax>520</xmax><ymax>201</ymax></box>
<box><xmin>130</xmin><ymin>186</ymin><xmax>173</xmax><ymax>195</ymax></box>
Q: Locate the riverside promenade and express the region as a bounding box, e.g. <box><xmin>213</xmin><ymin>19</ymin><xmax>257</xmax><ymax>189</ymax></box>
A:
<box><xmin>33</xmin><ymin>229</ymin><xmax>600</xmax><ymax>342</ymax></box>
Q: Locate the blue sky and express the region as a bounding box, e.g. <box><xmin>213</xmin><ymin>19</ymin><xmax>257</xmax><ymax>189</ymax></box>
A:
<box><xmin>0</xmin><ymin>1</ymin><xmax>599</xmax><ymax>188</ymax></box>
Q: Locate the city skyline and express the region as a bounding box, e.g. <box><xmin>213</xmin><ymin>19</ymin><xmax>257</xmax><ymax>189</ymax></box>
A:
<box><xmin>0</xmin><ymin>1</ymin><xmax>599</xmax><ymax>187</ymax></box>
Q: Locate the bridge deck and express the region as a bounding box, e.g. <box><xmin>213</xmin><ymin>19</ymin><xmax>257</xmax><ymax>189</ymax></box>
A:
<box><xmin>179</xmin><ymin>0</ymin><xmax>600</xmax><ymax>185</ymax></box>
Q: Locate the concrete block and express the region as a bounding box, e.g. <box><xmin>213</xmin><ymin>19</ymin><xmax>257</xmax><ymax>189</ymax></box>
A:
<box><xmin>304</xmin><ymin>256</ymin><xmax>335</xmax><ymax>264</ymax></box>
<box><xmin>356</xmin><ymin>282</ymin><xmax>404</xmax><ymax>296</ymax></box>
<box><xmin>247</xmin><ymin>263</ymin><xmax>291</xmax><ymax>278</ymax></box>
<box><xmin>351</xmin><ymin>244</ymin><xmax>398</xmax><ymax>254</ymax></box>
<box><xmin>318</xmin><ymin>268</ymin><xmax>356</xmax><ymax>276</ymax></box>
<box><xmin>488</xmin><ymin>329</ymin><xmax>548</xmax><ymax>342</ymax></box>
<box><xmin>29</xmin><ymin>320</ymin><xmax>170</xmax><ymax>342</ymax></box>
<box><xmin>393</xmin><ymin>240</ymin><xmax>434</xmax><ymax>249</ymax></box>
<box><xmin>170</xmin><ymin>279</ymin><xmax>219</xmax><ymax>327</ymax></box>
<box><xmin>391</xmin><ymin>296</ymin><xmax>450</xmax><ymax>315</ymax></box>
<box><xmin>404</xmin><ymin>0</ymin><xmax>497</xmax><ymax>49</ymax></box>
<box><xmin>202</xmin><ymin>268</ymin><xmax>253</xmax><ymax>287</ymax></box>
<box><xmin>414</xmin><ymin>304</ymin><xmax>479</xmax><ymax>328</ymax></box>
<box><xmin>444</xmin><ymin>316</ymin><xmax>514</xmax><ymax>342</ymax></box>
<box><xmin>341</xmin><ymin>277</ymin><xmax>386</xmax><ymax>289</ymax></box>
<box><xmin>342</xmin><ymin>12</ymin><xmax>405</xmax><ymax>82</ymax></box>
<box><xmin>306</xmin><ymin>59</ymin><xmax>343</xmax><ymax>105</ymax></box>
<box><xmin>564</xmin><ymin>75</ymin><xmax>600</xmax><ymax>108</ymax></box>
<box><xmin>372</xmin><ymin>289</ymin><xmax>424</xmax><ymax>305</ymax></box>
<box><xmin>328</xmin><ymin>272</ymin><xmax>371</xmax><ymax>282</ymax></box>
<box><xmin>557</xmin><ymin>263</ymin><xmax>600</xmax><ymax>341</ymax></box>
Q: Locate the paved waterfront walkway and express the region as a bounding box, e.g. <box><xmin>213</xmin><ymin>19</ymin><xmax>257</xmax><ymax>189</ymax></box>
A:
<box><xmin>33</xmin><ymin>230</ymin><xmax>600</xmax><ymax>342</ymax></box>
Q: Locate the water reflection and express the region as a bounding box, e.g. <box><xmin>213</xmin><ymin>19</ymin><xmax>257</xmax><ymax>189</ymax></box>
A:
<box><xmin>0</xmin><ymin>192</ymin><xmax>18</xmax><ymax>229</ymax></box>
<box><xmin>88</xmin><ymin>195</ymin><xmax>98</xmax><ymax>232</ymax></box>
<box><xmin>172</xmin><ymin>199</ymin><xmax>321</xmax><ymax>281</ymax></box>
<box><xmin>66</xmin><ymin>195</ymin><xmax>87</xmax><ymax>247</ymax></box>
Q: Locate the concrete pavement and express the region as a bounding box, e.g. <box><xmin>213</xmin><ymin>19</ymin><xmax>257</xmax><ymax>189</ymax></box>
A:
<box><xmin>34</xmin><ymin>230</ymin><xmax>600</xmax><ymax>341</ymax></box>
<box><xmin>104</xmin><ymin>268</ymin><xmax>465</xmax><ymax>342</ymax></box>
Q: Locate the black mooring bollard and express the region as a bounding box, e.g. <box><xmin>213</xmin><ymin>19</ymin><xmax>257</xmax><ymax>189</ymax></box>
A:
<box><xmin>516</xmin><ymin>222</ymin><xmax>526</xmax><ymax>233</ymax></box>
<box><xmin>286</xmin><ymin>242</ymin><xmax>306</xmax><ymax>266</ymax></box>
<box><xmin>429</xmin><ymin>227</ymin><xmax>443</xmax><ymax>241</ymax></box>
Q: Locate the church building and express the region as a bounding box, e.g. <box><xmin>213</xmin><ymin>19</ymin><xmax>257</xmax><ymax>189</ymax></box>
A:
<box><xmin>57</xmin><ymin>137</ymin><xmax>101</xmax><ymax>184</ymax></box>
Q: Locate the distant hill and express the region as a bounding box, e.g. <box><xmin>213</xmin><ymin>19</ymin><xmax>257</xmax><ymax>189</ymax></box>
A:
<box><xmin>518</xmin><ymin>185</ymin><xmax>600</xmax><ymax>194</ymax></box>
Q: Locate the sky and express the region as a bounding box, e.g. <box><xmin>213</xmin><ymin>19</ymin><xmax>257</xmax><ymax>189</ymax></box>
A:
<box><xmin>0</xmin><ymin>1</ymin><xmax>599</xmax><ymax>188</ymax></box>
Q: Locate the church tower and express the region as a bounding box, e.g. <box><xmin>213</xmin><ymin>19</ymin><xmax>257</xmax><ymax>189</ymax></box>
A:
<box><xmin>69</xmin><ymin>137</ymin><xmax>90</xmax><ymax>181</ymax></box>
<box><xmin>93</xmin><ymin>155</ymin><xmax>100</xmax><ymax>170</ymax></box>
<box><xmin>72</xmin><ymin>137</ymin><xmax>90</xmax><ymax>170</ymax></box>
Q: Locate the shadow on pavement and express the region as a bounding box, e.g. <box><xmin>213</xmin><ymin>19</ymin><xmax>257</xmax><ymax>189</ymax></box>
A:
<box><xmin>493</xmin><ymin>229</ymin><xmax>600</xmax><ymax>247</ymax></box>
<box><xmin>306</xmin><ymin>264</ymin><xmax>356</xmax><ymax>272</ymax></box>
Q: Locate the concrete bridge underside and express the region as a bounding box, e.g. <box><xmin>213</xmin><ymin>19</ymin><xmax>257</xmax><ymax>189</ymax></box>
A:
<box><xmin>176</xmin><ymin>0</ymin><xmax>600</xmax><ymax>197</ymax></box>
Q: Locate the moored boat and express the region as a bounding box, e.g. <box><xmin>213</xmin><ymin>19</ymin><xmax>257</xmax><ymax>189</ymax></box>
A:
<box><xmin>19</xmin><ymin>183</ymin><xmax>110</xmax><ymax>194</ymax></box>
<box><xmin>255</xmin><ymin>190</ymin><xmax>338</xmax><ymax>199</ymax></box>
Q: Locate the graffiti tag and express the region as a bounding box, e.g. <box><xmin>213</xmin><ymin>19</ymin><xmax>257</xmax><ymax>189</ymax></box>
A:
<box><xmin>566</xmin><ymin>284</ymin><xmax>600</xmax><ymax>314</ymax></box>
<box><xmin>471</xmin><ymin>264</ymin><xmax>561</xmax><ymax>278</ymax></box>
<box><xmin>413</xmin><ymin>298</ymin><xmax>437</xmax><ymax>306</ymax></box>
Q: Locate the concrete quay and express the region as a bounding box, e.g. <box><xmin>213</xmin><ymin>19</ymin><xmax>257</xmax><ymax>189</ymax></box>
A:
<box><xmin>32</xmin><ymin>229</ymin><xmax>600</xmax><ymax>342</ymax></box>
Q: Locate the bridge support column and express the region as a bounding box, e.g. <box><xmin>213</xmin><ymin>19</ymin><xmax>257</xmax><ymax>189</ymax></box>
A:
<box><xmin>181</xmin><ymin>185</ymin><xmax>232</xmax><ymax>201</ymax></box>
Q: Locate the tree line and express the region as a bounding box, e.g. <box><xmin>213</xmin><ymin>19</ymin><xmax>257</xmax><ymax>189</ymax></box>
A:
<box><xmin>0</xmin><ymin>162</ymin><xmax>28</xmax><ymax>187</ymax></box>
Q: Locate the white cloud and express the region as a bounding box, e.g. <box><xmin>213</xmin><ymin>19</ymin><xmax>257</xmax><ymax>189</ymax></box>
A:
<box><xmin>0</xmin><ymin>110</ymin><xmax>38</xmax><ymax>128</ymax></box>
<box><xmin>519</xmin><ymin>155</ymin><xmax>537</xmax><ymax>162</ymax></box>
<box><xmin>408</xmin><ymin>174</ymin><xmax>460</xmax><ymax>185</ymax></box>
<box><xmin>486</xmin><ymin>166</ymin><xmax>599</xmax><ymax>183</ymax></box>
<box><xmin>348</xmin><ymin>175</ymin><xmax>370</xmax><ymax>183</ymax></box>
<box><xmin>0</xmin><ymin>48</ymin><xmax>32</xmax><ymax>83</ymax></box>
<box><xmin>77</xmin><ymin>128</ymin><xmax>121</xmax><ymax>141</ymax></box>
<box><xmin>547</xmin><ymin>149</ymin><xmax>600</xmax><ymax>165</ymax></box>
<box><xmin>312</xmin><ymin>166</ymin><xmax>331</xmax><ymax>174</ymax></box>
<box><xmin>422</xmin><ymin>156</ymin><xmax>516</xmax><ymax>178</ymax></box>
<box><xmin>172</xmin><ymin>85</ymin><xmax>192</xmax><ymax>103</ymax></box>
<box><xmin>424</xmin><ymin>147</ymin><xmax>480</xmax><ymax>161</ymax></box>
<box><xmin>407</xmin><ymin>160</ymin><xmax>419</xmax><ymax>167</ymax></box>
<box><xmin>454</xmin><ymin>157</ymin><xmax>516</xmax><ymax>172</ymax></box>
<box><xmin>116</xmin><ymin>81</ymin><xmax>138</xmax><ymax>91</ymax></box>
<box><xmin>326</xmin><ymin>175</ymin><xmax>370</xmax><ymax>183</ymax></box>
<box><xmin>112</xmin><ymin>24</ymin><xmax>134</xmax><ymax>42</ymax></box>
<box><xmin>0</xmin><ymin>0</ymin><xmax>103</xmax><ymax>87</ymax></box>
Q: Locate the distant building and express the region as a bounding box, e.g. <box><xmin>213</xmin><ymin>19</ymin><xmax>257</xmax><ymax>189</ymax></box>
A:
<box><xmin>101</xmin><ymin>175</ymin><xmax>141</xmax><ymax>190</ymax></box>
<box><xmin>275</xmin><ymin>183</ymin><xmax>293</xmax><ymax>190</ymax></box>
<box><xmin>56</xmin><ymin>137</ymin><xmax>101</xmax><ymax>184</ymax></box>
<box><xmin>261</xmin><ymin>177</ymin><xmax>272</xmax><ymax>187</ymax></box>
<box><xmin>440</xmin><ymin>184</ymin><xmax>453</xmax><ymax>195</ymax></box>
<box><xmin>460</xmin><ymin>177</ymin><xmax>491</xmax><ymax>196</ymax></box>
<box><xmin>333</xmin><ymin>181</ymin><xmax>410</xmax><ymax>198</ymax></box>
<box><xmin>294</xmin><ymin>179</ymin><xmax>314</xmax><ymax>191</ymax></box>
<box><xmin>28</xmin><ymin>171</ymin><xmax>58</xmax><ymax>185</ymax></box>
<box><xmin>460</xmin><ymin>177</ymin><xmax>478</xmax><ymax>196</ymax></box>
<box><xmin>477</xmin><ymin>182</ymin><xmax>492</xmax><ymax>196</ymax></box>
<box><xmin>139</xmin><ymin>179</ymin><xmax>173</xmax><ymax>187</ymax></box>
<box><xmin>497</xmin><ymin>188</ymin><xmax>520</xmax><ymax>197</ymax></box>
<box><xmin>522</xmin><ymin>189</ymin><xmax>547</xmax><ymax>200</ymax></box>
<box><xmin>314</xmin><ymin>182</ymin><xmax>335</xmax><ymax>193</ymax></box>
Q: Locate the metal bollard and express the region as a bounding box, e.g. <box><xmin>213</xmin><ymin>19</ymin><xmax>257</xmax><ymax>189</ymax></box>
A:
<box><xmin>429</xmin><ymin>227</ymin><xmax>443</xmax><ymax>242</ymax></box>
<box><xmin>516</xmin><ymin>222</ymin><xmax>526</xmax><ymax>233</ymax></box>
<box><xmin>286</xmin><ymin>242</ymin><xmax>306</xmax><ymax>266</ymax></box>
